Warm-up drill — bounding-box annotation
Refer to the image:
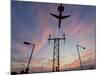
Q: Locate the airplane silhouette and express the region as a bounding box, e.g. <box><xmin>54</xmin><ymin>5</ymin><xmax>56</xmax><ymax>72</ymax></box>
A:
<box><xmin>50</xmin><ymin>4</ymin><xmax>71</xmax><ymax>29</ymax></box>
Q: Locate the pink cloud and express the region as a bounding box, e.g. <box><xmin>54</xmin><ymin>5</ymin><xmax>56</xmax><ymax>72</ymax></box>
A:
<box><xmin>65</xmin><ymin>59</ymin><xmax>80</xmax><ymax>69</ymax></box>
<box><xmin>79</xmin><ymin>38</ymin><xmax>96</xmax><ymax>48</ymax></box>
<box><xmin>31</xmin><ymin>6</ymin><xmax>56</xmax><ymax>51</ymax></box>
<box><xmin>31</xmin><ymin>59</ymin><xmax>42</xmax><ymax>66</ymax></box>
<box><xmin>81</xmin><ymin>49</ymin><xmax>96</xmax><ymax>59</ymax></box>
<box><xmin>63</xmin><ymin>10</ymin><xmax>96</xmax><ymax>39</ymax></box>
<box><xmin>62</xmin><ymin>49</ymin><xmax>96</xmax><ymax>69</ymax></box>
<box><xmin>12</xmin><ymin>41</ymin><xmax>31</xmax><ymax>54</ymax></box>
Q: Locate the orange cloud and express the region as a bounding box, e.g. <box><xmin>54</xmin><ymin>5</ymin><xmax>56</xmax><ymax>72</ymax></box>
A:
<box><xmin>62</xmin><ymin>49</ymin><xmax>96</xmax><ymax>69</ymax></box>
<box><xmin>65</xmin><ymin>59</ymin><xmax>80</xmax><ymax>69</ymax></box>
<box><xmin>81</xmin><ymin>49</ymin><xmax>95</xmax><ymax>58</ymax></box>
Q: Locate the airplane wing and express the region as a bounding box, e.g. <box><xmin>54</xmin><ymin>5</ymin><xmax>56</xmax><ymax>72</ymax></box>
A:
<box><xmin>61</xmin><ymin>15</ymin><xmax>71</xmax><ymax>19</ymax></box>
<box><xmin>50</xmin><ymin>13</ymin><xmax>59</xmax><ymax>19</ymax></box>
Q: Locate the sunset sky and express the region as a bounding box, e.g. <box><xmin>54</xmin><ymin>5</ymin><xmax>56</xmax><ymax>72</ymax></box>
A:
<box><xmin>11</xmin><ymin>1</ymin><xmax>96</xmax><ymax>73</ymax></box>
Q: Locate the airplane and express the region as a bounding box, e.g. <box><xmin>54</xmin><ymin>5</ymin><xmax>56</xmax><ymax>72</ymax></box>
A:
<box><xmin>50</xmin><ymin>4</ymin><xmax>71</xmax><ymax>29</ymax></box>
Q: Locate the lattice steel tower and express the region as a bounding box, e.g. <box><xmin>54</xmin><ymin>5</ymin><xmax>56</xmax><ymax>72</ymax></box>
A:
<box><xmin>48</xmin><ymin>3</ymin><xmax>70</xmax><ymax>72</ymax></box>
<box><xmin>48</xmin><ymin>34</ymin><xmax>66</xmax><ymax>72</ymax></box>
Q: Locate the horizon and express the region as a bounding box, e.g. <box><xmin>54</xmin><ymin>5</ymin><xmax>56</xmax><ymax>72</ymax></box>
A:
<box><xmin>11</xmin><ymin>1</ymin><xmax>96</xmax><ymax>73</ymax></box>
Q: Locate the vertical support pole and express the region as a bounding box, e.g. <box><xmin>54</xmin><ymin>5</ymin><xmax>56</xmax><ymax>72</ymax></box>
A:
<box><xmin>76</xmin><ymin>45</ymin><xmax>83</xmax><ymax>70</ymax></box>
<box><xmin>25</xmin><ymin>44</ymin><xmax>35</xmax><ymax>73</ymax></box>
<box><xmin>58</xmin><ymin>39</ymin><xmax>60</xmax><ymax>71</ymax></box>
<box><xmin>52</xmin><ymin>39</ymin><xmax>55</xmax><ymax>72</ymax></box>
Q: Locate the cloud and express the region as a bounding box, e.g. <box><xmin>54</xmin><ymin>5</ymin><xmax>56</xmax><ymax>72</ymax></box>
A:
<box><xmin>11</xmin><ymin>2</ymin><xmax>96</xmax><ymax>72</ymax></box>
<box><xmin>63</xmin><ymin>49</ymin><xmax>96</xmax><ymax>69</ymax></box>
<box><xmin>12</xmin><ymin>42</ymin><xmax>30</xmax><ymax>53</ymax></box>
<box><xmin>65</xmin><ymin>59</ymin><xmax>80</xmax><ymax>69</ymax></box>
<box><xmin>81</xmin><ymin>49</ymin><xmax>96</xmax><ymax>59</ymax></box>
<box><xmin>31</xmin><ymin>5</ymin><xmax>56</xmax><ymax>51</ymax></box>
<box><xmin>63</xmin><ymin>7</ymin><xmax>96</xmax><ymax>40</ymax></box>
<box><xmin>70</xmin><ymin>21</ymin><xmax>95</xmax><ymax>38</ymax></box>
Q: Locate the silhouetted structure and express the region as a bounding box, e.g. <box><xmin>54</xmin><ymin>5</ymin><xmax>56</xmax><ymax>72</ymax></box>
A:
<box><xmin>48</xmin><ymin>33</ymin><xmax>66</xmax><ymax>72</ymax></box>
<box><xmin>23</xmin><ymin>42</ymin><xmax>35</xmax><ymax>73</ymax></box>
<box><xmin>50</xmin><ymin>4</ymin><xmax>71</xmax><ymax>29</ymax></box>
<box><xmin>76</xmin><ymin>45</ymin><xmax>86</xmax><ymax>70</ymax></box>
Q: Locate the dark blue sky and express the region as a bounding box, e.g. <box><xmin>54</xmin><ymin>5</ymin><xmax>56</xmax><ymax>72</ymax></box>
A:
<box><xmin>11</xmin><ymin>1</ymin><xmax>96</xmax><ymax>72</ymax></box>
